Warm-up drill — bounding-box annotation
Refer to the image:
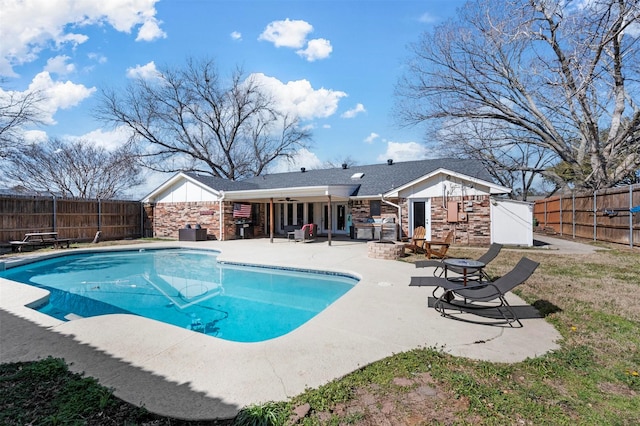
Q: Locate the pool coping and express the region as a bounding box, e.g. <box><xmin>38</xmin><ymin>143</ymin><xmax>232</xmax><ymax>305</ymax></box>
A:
<box><xmin>0</xmin><ymin>239</ymin><xmax>562</xmax><ymax>420</ymax></box>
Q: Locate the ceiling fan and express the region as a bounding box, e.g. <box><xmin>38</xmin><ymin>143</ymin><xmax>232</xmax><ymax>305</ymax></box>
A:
<box><xmin>277</xmin><ymin>197</ymin><xmax>299</xmax><ymax>202</ymax></box>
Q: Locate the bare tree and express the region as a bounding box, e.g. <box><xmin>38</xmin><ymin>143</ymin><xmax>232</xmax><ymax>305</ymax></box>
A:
<box><xmin>0</xmin><ymin>81</ymin><xmax>45</xmax><ymax>157</ymax></box>
<box><xmin>397</xmin><ymin>0</ymin><xmax>640</xmax><ymax>191</ymax></box>
<box><xmin>95</xmin><ymin>58</ymin><xmax>311</xmax><ymax>180</ymax></box>
<box><xmin>436</xmin><ymin>119</ymin><xmax>557</xmax><ymax>199</ymax></box>
<box><xmin>322</xmin><ymin>155</ymin><xmax>359</xmax><ymax>169</ymax></box>
<box><xmin>2</xmin><ymin>138</ymin><xmax>143</xmax><ymax>199</ymax></box>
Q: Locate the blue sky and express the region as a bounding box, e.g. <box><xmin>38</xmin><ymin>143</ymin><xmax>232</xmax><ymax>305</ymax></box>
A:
<box><xmin>1</xmin><ymin>0</ymin><xmax>465</xmax><ymax>195</ymax></box>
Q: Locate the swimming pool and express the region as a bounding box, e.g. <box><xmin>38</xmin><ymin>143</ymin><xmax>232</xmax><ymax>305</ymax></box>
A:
<box><xmin>0</xmin><ymin>248</ymin><xmax>358</xmax><ymax>342</ymax></box>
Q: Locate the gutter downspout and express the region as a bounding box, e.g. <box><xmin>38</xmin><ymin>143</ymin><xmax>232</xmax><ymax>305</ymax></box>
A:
<box><xmin>219</xmin><ymin>191</ymin><xmax>225</xmax><ymax>241</ymax></box>
<box><xmin>380</xmin><ymin>194</ymin><xmax>401</xmax><ymax>241</ymax></box>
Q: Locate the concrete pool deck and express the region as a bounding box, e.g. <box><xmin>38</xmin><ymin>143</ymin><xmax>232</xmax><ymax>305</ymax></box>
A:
<box><xmin>0</xmin><ymin>238</ymin><xmax>567</xmax><ymax>420</ymax></box>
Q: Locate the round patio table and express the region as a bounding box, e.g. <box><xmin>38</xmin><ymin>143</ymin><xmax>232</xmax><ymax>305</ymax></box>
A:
<box><xmin>442</xmin><ymin>258</ymin><xmax>486</xmax><ymax>287</ymax></box>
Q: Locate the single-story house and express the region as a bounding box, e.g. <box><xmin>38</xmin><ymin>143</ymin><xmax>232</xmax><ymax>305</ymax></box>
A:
<box><xmin>142</xmin><ymin>158</ymin><xmax>532</xmax><ymax>246</ymax></box>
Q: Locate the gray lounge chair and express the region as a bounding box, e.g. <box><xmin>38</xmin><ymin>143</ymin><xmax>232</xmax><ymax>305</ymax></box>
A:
<box><xmin>411</xmin><ymin>257</ymin><xmax>539</xmax><ymax>327</ymax></box>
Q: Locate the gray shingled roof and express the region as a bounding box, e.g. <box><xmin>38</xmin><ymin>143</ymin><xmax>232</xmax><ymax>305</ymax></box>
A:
<box><xmin>186</xmin><ymin>158</ymin><xmax>495</xmax><ymax>197</ymax></box>
<box><xmin>182</xmin><ymin>174</ymin><xmax>259</xmax><ymax>192</ymax></box>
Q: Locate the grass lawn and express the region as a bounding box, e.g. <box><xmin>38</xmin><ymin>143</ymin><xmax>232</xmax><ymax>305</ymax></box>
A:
<box><xmin>1</xmin><ymin>240</ymin><xmax>639</xmax><ymax>425</ymax></box>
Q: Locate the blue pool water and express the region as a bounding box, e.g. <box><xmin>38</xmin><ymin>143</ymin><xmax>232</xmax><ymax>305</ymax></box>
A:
<box><xmin>0</xmin><ymin>248</ymin><xmax>358</xmax><ymax>342</ymax></box>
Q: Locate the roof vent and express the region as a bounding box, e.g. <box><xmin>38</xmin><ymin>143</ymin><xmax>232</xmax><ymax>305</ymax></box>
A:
<box><xmin>301</xmin><ymin>167</ymin><xmax>306</xmax><ymax>173</ymax></box>
<box><xmin>342</xmin><ymin>163</ymin><xmax>348</xmax><ymax>169</ymax></box>
<box><xmin>351</xmin><ymin>172</ymin><xmax>365</xmax><ymax>180</ymax></box>
<box><xmin>387</xmin><ymin>159</ymin><xmax>393</xmax><ymax>165</ymax></box>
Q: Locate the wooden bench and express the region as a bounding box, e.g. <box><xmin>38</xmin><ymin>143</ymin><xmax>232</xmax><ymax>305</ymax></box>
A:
<box><xmin>9</xmin><ymin>232</ymin><xmax>71</xmax><ymax>253</ymax></box>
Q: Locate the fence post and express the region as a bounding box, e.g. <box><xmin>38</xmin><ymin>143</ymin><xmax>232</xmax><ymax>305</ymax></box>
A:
<box><xmin>631</xmin><ymin>185</ymin><xmax>634</xmax><ymax>248</ymax></box>
<box><xmin>572</xmin><ymin>192</ymin><xmax>576</xmax><ymax>239</ymax></box>
<box><xmin>559</xmin><ymin>194</ymin><xmax>563</xmax><ymax>236</ymax></box>
<box><xmin>98</xmin><ymin>198</ymin><xmax>101</xmax><ymax>231</ymax></box>
<box><xmin>593</xmin><ymin>191</ymin><xmax>597</xmax><ymax>241</ymax></box>
<box><xmin>52</xmin><ymin>195</ymin><xmax>57</xmax><ymax>232</ymax></box>
<box><xmin>544</xmin><ymin>199</ymin><xmax>547</xmax><ymax>228</ymax></box>
<box><xmin>140</xmin><ymin>202</ymin><xmax>144</xmax><ymax>238</ymax></box>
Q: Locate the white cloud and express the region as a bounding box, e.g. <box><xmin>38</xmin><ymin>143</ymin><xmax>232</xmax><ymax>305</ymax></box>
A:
<box><xmin>27</xmin><ymin>71</ymin><xmax>95</xmax><ymax>124</ymax></box>
<box><xmin>296</xmin><ymin>38</ymin><xmax>332</xmax><ymax>61</ymax></box>
<box><xmin>627</xmin><ymin>21</ymin><xmax>640</xmax><ymax>38</ymax></box>
<box><xmin>0</xmin><ymin>0</ymin><xmax>166</xmax><ymax>76</ymax></box>
<box><xmin>251</xmin><ymin>73</ymin><xmax>347</xmax><ymax>120</ymax></box>
<box><xmin>67</xmin><ymin>126</ymin><xmax>133</xmax><ymax>151</ymax></box>
<box><xmin>88</xmin><ymin>52</ymin><xmax>108</xmax><ymax>64</ymax></box>
<box><xmin>136</xmin><ymin>18</ymin><xmax>166</xmax><ymax>42</ymax></box>
<box><xmin>322</xmin><ymin>124</ymin><xmax>331</xmax><ymax>129</ymax></box>
<box><xmin>126</xmin><ymin>61</ymin><xmax>160</xmax><ymax>80</ymax></box>
<box><xmin>258</xmin><ymin>18</ymin><xmax>313</xmax><ymax>48</ymax></box>
<box><xmin>364</xmin><ymin>132</ymin><xmax>379</xmax><ymax>144</ymax></box>
<box><xmin>376</xmin><ymin>141</ymin><xmax>429</xmax><ymax>162</ymax></box>
<box><xmin>259</xmin><ymin>19</ymin><xmax>332</xmax><ymax>62</ymax></box>
<box><xmin>418</xmin><ymin>12</ymin><xmax>437</xmax><ymax>23</ymax></box>
<box><xmin>0</xmin><ymin>72</ymin><xmax>94</xmax><ymax>128</ymax></box>
<box><xmin>269</xmin><ymin>148</ymin><xmax>323</xmax><ymax>173</ymax></box>
<box><xmin>341</xmin><ymin>103</ymin><xmax>366</xmax><ymax>119</ymax></box>
<box><xmin>23</xmin><ymin>130</ymin><xmax>48</xmax><ymax>143</ymax></box>
<box><xmin>44</xmin><ymin>55</ymin><xmax>76</xmax><ymax>75</ymax></box>
<box><xmin>230</xmin><ymin>31</ymin><xmax>242</xmax><ymax>41</ymax></box>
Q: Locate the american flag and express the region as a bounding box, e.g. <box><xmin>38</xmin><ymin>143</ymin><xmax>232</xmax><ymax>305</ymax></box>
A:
<box><xmin>233</xmin><ymin>203</ymin><xmax>251</xmax><ymax>218</ymax></box>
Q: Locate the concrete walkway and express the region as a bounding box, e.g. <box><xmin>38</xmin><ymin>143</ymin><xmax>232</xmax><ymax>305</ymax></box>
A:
<box><xmin>1</xmin><ymin>238</ymin><xmax>565</xmax><ymax>420</ymax></box>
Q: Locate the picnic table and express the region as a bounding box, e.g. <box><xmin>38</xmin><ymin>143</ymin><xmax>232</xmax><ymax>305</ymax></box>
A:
<box><xmin>9</xmin><ymin>232</ymin><xmax>71</xmax><ymax>252</ymax></box>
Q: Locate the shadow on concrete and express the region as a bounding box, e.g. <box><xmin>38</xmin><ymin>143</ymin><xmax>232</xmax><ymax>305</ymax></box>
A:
<box><xmin>427</xmin><ymin>297</ymin><xmax>554</xmax><ymax>327</ymax></box>
<box><xmin>533</xmin><ymin>239</ymin><xmax>551</xmax><ymax>247</ymax></box>
<box><xmin>0</xmin><ymin>308</ymin><xmax>239</xmax><ymax>422</ymax></box>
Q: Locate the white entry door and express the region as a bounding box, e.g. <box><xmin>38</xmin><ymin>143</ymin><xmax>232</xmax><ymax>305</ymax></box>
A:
<box><xmin>410</xmin><ymin>199</ymin><xmax>431</xmax><ymax>239</ymax></box>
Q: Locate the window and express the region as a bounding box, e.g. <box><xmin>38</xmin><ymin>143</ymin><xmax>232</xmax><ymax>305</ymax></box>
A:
<box><xmin>287</xmin><ymin>203</ymin><xmax>293</xmax><ymax>226</ymax></box>
<box><xmin>307</xmin><ymin>203</ymin><xmax>314</xmax><ymax>224</ymax></box>
<box><xmin>337</xmin><ymin>204</ymin><xmax>346</xmax><ymax>231</ymax></box>
<box><xmin>370</xmin><ymin>200</ymin><xmax>381</xmax><ymax>216</ymax></box>
<box><xmin>413</xmin><ymin>201</ymin><xmax>426</xmax><ymax>229</ymax></box>
<box><xmin>296</xmin><ymin>203</ymin><xmax>304</xmax><ymax>226</ymax></box>
<box><xmin>279</xmin><ymin>205</ymin><xmax>284</xmax><ymax>228</ymax></box>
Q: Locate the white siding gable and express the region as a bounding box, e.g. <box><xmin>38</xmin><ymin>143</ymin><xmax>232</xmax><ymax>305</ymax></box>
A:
<box><xmin>398</xmin><ymin>174</ymin><xmax>491</xmax><ymax>199</ymax></box>
<box><xmin>156</xmin><ymin>179</ymin><xmax>220</xmax><ymax>203</ymax></box>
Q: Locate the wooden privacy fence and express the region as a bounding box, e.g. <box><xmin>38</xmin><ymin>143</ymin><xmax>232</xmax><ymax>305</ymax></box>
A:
<box><xmin>533</xmin><ymin>184</ymin><xmax>640</xmax><ymax>248</ymax></box>
<box><xmin>0</xmin><ymin>195</ymin><xmax>149</xmax><ymax>243</ymax></box>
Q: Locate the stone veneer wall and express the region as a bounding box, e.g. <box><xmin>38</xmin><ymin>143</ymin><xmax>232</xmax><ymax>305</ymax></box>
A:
<box><xmin>153</xmin><ymin>202</ymin><xmax>221</xmax><ymax>240</ymax></box>
<box><xmin>367</xmin><ymin>241</ymin><xmax>405</xmax><ymax>260</ymax></box>
<box><xmin>400</xmin><ymin>198</ymin><xmax>410</xmax><ymax>240</ymax></box>
<box><xmin>429</xmin><ymin>195</ymin><xmax>491</xmax><ymax>246</ymax></box>
<box><xmin>151</xmin><ymin>197</ymin><xmax>491</xmax><ymax>244</ymax></box>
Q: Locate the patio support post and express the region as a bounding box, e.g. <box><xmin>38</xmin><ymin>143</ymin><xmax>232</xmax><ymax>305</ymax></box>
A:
<box><xmin>327</xmin><ymin>194</ymin><xmax>332</xmax><ymax>246</ymax></box>
<box><xmin>218</xmin><ymin>191</ymin><xmax>225</xmax><ymax>241</ymax></box>
<box><xmin>270</xmin><ymin>198</ymin><xmax>274</xmax><ymax>243</ymax></box>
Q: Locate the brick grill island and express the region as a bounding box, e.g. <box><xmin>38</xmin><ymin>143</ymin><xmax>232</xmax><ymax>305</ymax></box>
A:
<box><xmin>367</xmin><ymin>240</ymin><xmax>406</xmax><ymax>260</ymax></box>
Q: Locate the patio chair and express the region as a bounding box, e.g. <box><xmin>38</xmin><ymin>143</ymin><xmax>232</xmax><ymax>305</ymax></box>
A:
<box><xmin>294</xmin><ymin>224</ymin><xmax>316</xmax><ymax>242</ymax></box>
<box><xmin>405</xmin><ymin>226</ymin><xmax>426</xmax><ymax>253</ymax></box>
<box><xmin>432</xmin><ymin>257</ymin><xmax>540</xmax><ymax>327</ymax></box>
<box><xmin>424</xmin><ymin>230</ymin><xmax>454</xmax><ymax>259</ymax></box>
